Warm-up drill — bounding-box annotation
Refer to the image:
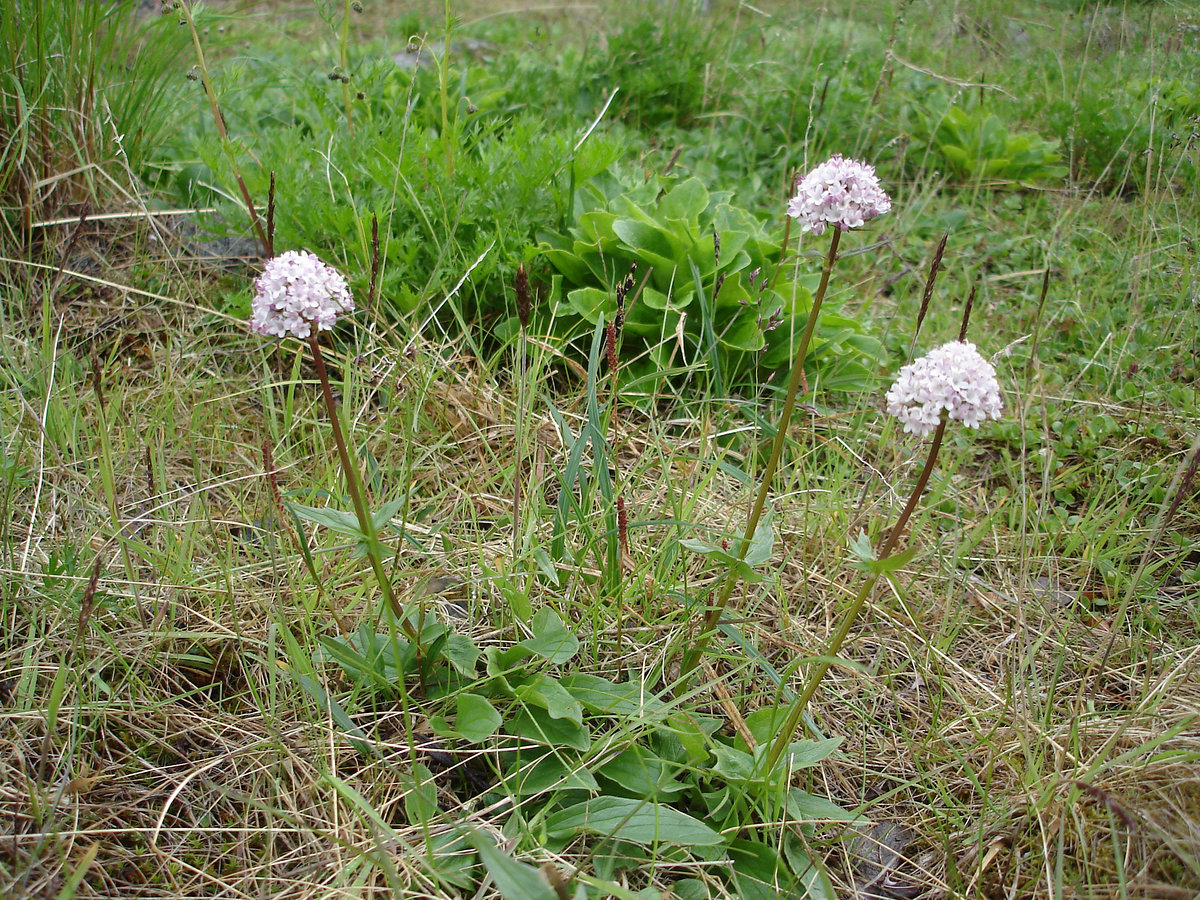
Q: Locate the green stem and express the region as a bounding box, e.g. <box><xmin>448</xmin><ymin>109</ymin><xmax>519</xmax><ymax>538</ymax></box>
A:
<box><xmin>338</xmin><ymin>0</ymin><xmax>354</xmax><ymax>133</ymax></box>
<box><xmin>439</xmin><ymin>0</ymin><xmax>454</xmax><ymax>178</ymax></box>
<box><xmin>308</xmin><ymin>334</ymin><xmax>414</xmax><ymax>640</ymax></box>
<box><xmin>178</xmin><ymin>0</ymin><xmax>268</xmax><ymax>258</ymax></box>
<box><xmin>678</xmin><ymin>227</ymin><xmax>843</xmax><ymax>686</ymax></box>
<box><xmin>512</xmin><ymin>328</ymin><xmax>527</xmax><ymax>561</ymax></box>
<box><xmin>764</xmin><ymin>416</ymin><xmax>948</xmax><ymax>773</ymax></box>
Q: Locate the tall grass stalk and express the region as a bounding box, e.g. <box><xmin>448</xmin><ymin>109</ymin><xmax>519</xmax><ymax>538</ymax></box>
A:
<box><xmin>0</xmin><ymin>0</ymin><xmax>186</xmax><ymax>242</ymax></box>
<box><xmin>176</xmin><ymin>0</ymin><xmax>268</xmax><ymax>256</ymax></box>
<box><xmin>337</xmin><ymin>0</ymin><xmax>356</xmax><ymax>133</ymax></box>
<box><xmin>764</xmin><ymin>415</ymin><xmax>948</xmax><ymax>771</ymax></box>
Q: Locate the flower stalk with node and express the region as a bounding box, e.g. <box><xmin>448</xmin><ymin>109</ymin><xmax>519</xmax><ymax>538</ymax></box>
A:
<box><xmin>251</xmin><ymin>250</ymin><xmax>413</xmax><ymax>639</ymax></box>
<box><xmin>679</xmin><ymin>155</ymin><xmax>891</xmax><ymax>685</ymax></box>
<box><xmin>764</xmin><ymin>337</ymin><xmax>1003</xmax><ymax>772</ymax></box>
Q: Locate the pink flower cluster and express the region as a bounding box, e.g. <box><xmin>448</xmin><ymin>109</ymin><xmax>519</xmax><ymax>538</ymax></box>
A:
<box><xmin>787</xmin><ymin>155</ymin><xmax>892</xmax><ymax>236</ymax></box>
<box><xmin>249</xmin><ymin>250</ymin><xmax>354</xmax><ymax>339</ymax></box>
<box><xmin>885</xmin><ymin>340</ymin><xmax>1003</xmax><ymax>437</ymax></box>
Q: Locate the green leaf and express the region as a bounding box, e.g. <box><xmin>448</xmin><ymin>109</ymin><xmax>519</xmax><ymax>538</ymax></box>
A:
<box><xmin>566</xmin><ymin>286</ymin><xmax>613</xmax><ymax>324</ymax></box>
<box><xmin>513</xmin><ymin>673</ymin><xmax>584</xmax><ymax>723</ymax></box>
<box><xmin>444</xmin><ymin>633</ymin><xmax>480</xmax><ymax>678</ymax></box>
<box><xmin>711</xmin><ymin>744</ymin><xmax>756</xmax><ymax>782</ymax></box>
<box><xmin>545</xmin><ymin>797</ymin><xmax>725</xmax><ymax>847</ymax></box>
<box><xmin>403</xmin><ymin>762</ymin><xmax>440</xmax><ymax>824</ymax></box>
<box><xmin>640</xmin><ymin>285</ymin><xmax>690</xmax><ymax>312</ymax></box>
<box><xmin>679</xmin><ymin>538</ymin><xmax>765</xmax><ymax>584</ymax></box>
<box><xmin>465</xmin><ymin>831</ymin><xmax>559</xmax><ymax>900</ymax></box>
<box><xmin>847</xmin><ymin>531</ymin><xmax>875</xmax><ymax>564</ymax></box>
<box><xmin>786</xmin><ymin>788</ymin><xmax>858</xmax><ymax>823</ymax></box>
<box><xmin>487</xmin><ymin>643</ymin><xmax>532</xmax><ymax>676</ymax></box>
<box><xmin>506</xmin><ymin>751</ymin><xmax>599</xmax><ymax>796</ymax></box>
<box><xmin>531</xmin><ymin>547</ymin><xmax>561</xmax><ymax>587</ymax></box>
<box><xmin>783</xmin><ymin>834</ymin><xmax>837</xmax><ymax>900</ymax></box>
<box><xmin>870</xmin><ymin>545</ymin><xmax>918</xmax><ymax>573</ymax></box>
<box><xmin>454</xmin><ymin>693</ymin><xmax>502</xmax><ymax>743</ymax></box>
<box><xmin>744</xmin><ymin>508</ymin><xmax>775</xmax><ymax>568</ymax></box>
<box><xmin>560</xmin><ymin>674</ymin><xmax>669</xmax><ymax>720</ymax></box>
<box><xmin>520</xmin><ymin>608</ymin><xmax>579</xmax><ymax>664</ymax></box>
<box><xmin>728</xmin><ymin>837</ymin><xmax>787</xmax><ymax>900</ymax></box>
<box><xmin>772</xmin><ymin>737</ymin><xmax>842</xmax><ymax>770</ymax></box>
<box><xmin>508</xmin><ymin>706</ymin><xmax>591</xmax><ymax>751</ymax></box>
<box><xmin>288</xmin><ymin>501</ymin><xmax>362</xmax><ymax>537</ymax></box>
<box><xmin>848</xmin><ymin>531</ymin><xmax>918</xmax><ymax>574</ymax></box>
<box><xmin>718</xmin><ymin>312</ymin><xmax>765</xmax><ymax>352</ymax></box>
<box><xmin>319</xmin><ymin>632</ymin><xmax>402</xmax><ymax>689</ymax></box>
<box><xmin>612</xmin><ymin>218</ymin><xmax>684</xmax><ymax>271</ymax></box>
<box><xmin>660</xmin><ymin>712</ymin><xmax>717</xmax><ymax>765</ymax></box>
<box><xmin>424</xmin><ymin>829</ymin><xmax>479</xmax><ymax>890</ymax></box>
<box><xmin>539</xmin><ymin>245</ymin><xmax>592</xmax><ymax>284</ymax></box>
<box><xmin>595</xmin><ymin>745</ymin><xmax>688</xmax><ymax>801</ymax></box>
<box><xmin>659</xmin><ymin>177</ymin><xmax>709</xmax><ymax>222</ymax></box>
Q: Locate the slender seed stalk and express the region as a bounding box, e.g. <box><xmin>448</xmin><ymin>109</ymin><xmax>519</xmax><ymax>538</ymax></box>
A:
<box><xmin>177</xmin><ymin>0</ymin><xmax>268</xmax><ymax>257</ymax></box>
<box><xmin>307</xmin><ymin>333</ymin><xmax>414</xmax><ymax>641</ymax></box>
<box><xmin>764</xmin><ymin>415</ymin><xmax>948</xmax><ymax>772</ymax></box>
<box><xmin>439</xmin><ymin>0</ymin><xmax>454</xmax><ymax>177</ymax></box>
<box><xmin>678</xmin><ymin>227</ymin><xmax>843</xmax><ymax>685</ymax></box>
<box><xmin>338</xmin><ymin>0</ymin><xmax>355</xmax><ymax>133</ymax></box>
<box><xmin>512</xmin><ymin>265</ymin><xmax>534</xmax><ymax>563</ymax></box>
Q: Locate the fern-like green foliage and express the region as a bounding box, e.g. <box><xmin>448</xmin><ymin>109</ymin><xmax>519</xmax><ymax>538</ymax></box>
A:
<box><xmin>538</xmin><ymin>169</ymin><xmax>881</xmax><ymax>397</ymax></box>
<box><xmin>932</xmin><ymin>106</ymin><xmax>1068</xmax><ymax>184</ymax></box>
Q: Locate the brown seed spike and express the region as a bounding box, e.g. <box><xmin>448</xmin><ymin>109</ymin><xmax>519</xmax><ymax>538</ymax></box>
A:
<box><xmin>617</xmin><ymin>495</ymin><xmax>629</xmax><ymax>556</ymax></box>
<box><xmin>515</xmin><ymin>264</ymin><xmax>532</xmax><ymax>330</ymax></box>
<box><xmin>266</xmin><ymin>171</ymin><xmax>276</xmax><ymax>259</ymax></box>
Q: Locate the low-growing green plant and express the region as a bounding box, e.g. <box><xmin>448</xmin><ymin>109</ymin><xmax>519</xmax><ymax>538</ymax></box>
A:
<box><xmin>7</xmin><ymin>4</ymin><xmax>1200</xmax><ymax>900</ymax></box>
<box><xmin>180</xmin><ymin>51</ymin><xmax>595</xmax><ymax>330</ymax></box>
<box><xmin>538</xmin><ymin>168</ymin><xmax>882</xmax><ymax>396</ymax></box>
<box><xmin>1048</xmin><ymin>75</ymin><xmax>1199</xmax><ymax>192</ymax></box>
<box><xmin>925</xmin><ymin>105</ymin><xmax>1068</xmax><ymax>184</ymax></box>
<box><xmin>582</xmin><ymin>3</ymin><xmax>730</xmax><ymax>130</ymax></box>
<box><xmin>321</xmin><ymin>598</ymin><xmax>851</xmax><ymax>898</ymax></box>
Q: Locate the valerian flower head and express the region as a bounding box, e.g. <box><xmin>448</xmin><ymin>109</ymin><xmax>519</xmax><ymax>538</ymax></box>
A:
<box><xmin>250</xmin><ymin>250</ymin><xmax>354</xmax><ymax>339</ymax></box>
<box><xmin>787</xmin><ymin>154</ymin><xmax>892</xmax><ymax>236</ymax></box>
<box><xmin>885</xmin><ymin>340</ymin><xmax>1003</xmax><ymax>437</ymax></box>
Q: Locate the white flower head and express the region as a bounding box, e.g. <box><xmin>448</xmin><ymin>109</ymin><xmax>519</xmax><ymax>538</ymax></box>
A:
<box><xmin>250</xmin><ymin>250</ymin><xmax>354</xmax><ymax>339</ymax></box>
<box><xmin>885</xmin><ymin>340</ymin><xmax>1003</xmax><ymax>437</ymax></box>
<box><xmin>787</xmin><ymin>154</ymin><xmax>892</xmax><ymax>236</ymax></box>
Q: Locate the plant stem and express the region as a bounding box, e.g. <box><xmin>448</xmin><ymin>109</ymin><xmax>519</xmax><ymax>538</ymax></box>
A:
<box><xmin>338</xmin><ymin>0</ymin><xmax>354</xmax><ymax>133</ymax></box>
<box><xmin>178</xmin><ymin>0</ymin><xmax>269</xmax><ymax>258</ymax></box>
<box><xmin>439</xmin><ymin>0</ymin><xmax>454</xmax><ymax>178</ymax></box>
<box><xmin>512</xmin><ymin>330</ymin><xmax>527</xmax><ymax>560</ymax></box>
<box><xmin>308</xmin><ymin>334</ymin><xmax>413</xmax><ymax>640</ymax></box>
<box><xmin>678</xmin><ymin>227</ymin><xmax>842</xmax><ymax>685</ymax></box>
<box><xmin>764</xmin><ymin>415</ymin><xmax>948</xmax><ymax>772</ymax></box>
